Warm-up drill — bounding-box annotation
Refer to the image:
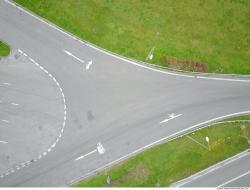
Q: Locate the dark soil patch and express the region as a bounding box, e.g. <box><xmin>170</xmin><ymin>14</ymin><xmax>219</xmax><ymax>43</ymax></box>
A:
<box><xmin>163</xmin><ymin>56</ymin><xmax>208</xmax><ymax>72</ymax></box>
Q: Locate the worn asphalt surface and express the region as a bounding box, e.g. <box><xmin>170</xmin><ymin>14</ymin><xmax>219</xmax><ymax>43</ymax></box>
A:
<box><xmin>0</xmin><ymin>0</ymin><xmax>250</xmax><ymax>187</ymax></box>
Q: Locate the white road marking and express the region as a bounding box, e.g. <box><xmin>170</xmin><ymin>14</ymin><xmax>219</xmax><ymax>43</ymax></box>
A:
<box><xmin>0</xmin><ymin>82</ymin><xmax>11</xmax><ymax>86</ymax></box>
<box><xmin>218</xmin><ymin>170</ymin><xmax>250</xmax><ymax>187</ymax></box>
<box><xmin>17</xmin><ymin>49</ymin><xmax>23</xmax><ymax>54</ymax></box>
<box><xmin>64</xmin><ymin>50</ymin><xmax>85</xmax><ymax>64</ymax></box>
<box><xmin>68</xmin><ymin>111</ymin><xmax>250</xmax><ymax>185</ymax></box>
<box><xmin>97</xmin><ymin>142</ymin><xmax>105</xmax><ymax>154</ymax></box>
<box><xmin>160</xmin><ymin>113</ymin><xmax>182</xmax><ymax>124</ymax></box>
<box><xmin>86</xmin><ymin>60</ymin><xmax>92</xmax><ymax>70</ymax></box>
<box><xmin>11</xmin><ymin>102</ymin><xmax>19</xmax><ymax>106</ymax></box>
<box><xmin>75</xmin><ymin>142</ymin><xmax>105</xmax><ymax>161</ymax></box>
<box><xmin>0</xmin><ymin>141</ymin><xmax>8</xmax><ymax>144</ymax></box>
<box><xmin>173</xmin><ymin>150</ymin><xmax>249</xmax><ymax>187</ymax></box>
<box><xmin>29</xmin><ymin>58</ymin><xmax>34</xmax><ymax>62</ymax></box>
<box><xmin>7</xmin><ymin>0</ymin><xmax>250</xmax><ymax>83</ymax></box>
<box><xmin>75</xmin><ymin>149</ymin><xmax>97</xmax><ymax>161</ymax></box>
<box><xmin>1</xmin><ymin>120</ymin><xmax>9</xmax><ymax>123</ymax></box>
<box><xmin>0</xmin><ymin>49</ymin><xmax>68</xmax><ymax>179</ymax></box>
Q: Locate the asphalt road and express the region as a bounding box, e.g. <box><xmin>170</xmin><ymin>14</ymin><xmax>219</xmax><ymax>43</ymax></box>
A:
<box><xmin>0</xmin><ymin>0</ymin><xmax>250</xmax><ymax>187</ymax></box>
<box><xmin>173</xmin><ymin>150</ymin><xmax>250</xmax><ymax>187</ymax></box>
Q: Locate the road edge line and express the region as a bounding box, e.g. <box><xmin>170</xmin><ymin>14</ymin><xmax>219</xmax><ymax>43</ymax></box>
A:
<box><xmin>67</xmin><ymin>111</ymin><xmax>250</xmax><ymax>186</ymax></box>
<box><xmin>171</xmin><ymin>149</ymin><xmax>250</xmax><ymax>187</ymax></box>
<box><xmin>5</xmin><ymin>0</ymin><xmax>250</xmax><ymax>83</ymax></box>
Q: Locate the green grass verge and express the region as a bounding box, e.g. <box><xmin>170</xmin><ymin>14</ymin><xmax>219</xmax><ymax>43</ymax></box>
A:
<box><xmin>0</xmin><ymin>40</ymin><xmax>10</xmax><ymax>57</ymax></box>
<box><xmin>75</xmin><ymin>118</ymin><xmax>250</xmax><ymax>187</ymax></box>
<box><xmin>15</xmin><ymin>0</ymin><xmax>250</xmax><ymax>74</ymax></box>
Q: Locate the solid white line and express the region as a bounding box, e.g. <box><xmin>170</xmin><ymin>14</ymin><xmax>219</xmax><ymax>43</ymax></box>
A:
<box><xmin>174</xmin><ymin>151</ymin><xmax>249</xmax><ymax>187</ymax></box>
<box><xmin>197</xmin><ymin>76</ymin><xmax>250</xmax><ymax>83</ymax></box>
<box><xmin>0</xmin><ymin>141</ymin><xmax>8</xmax><ymax>144</ymax></box>
<box><xmin>69</xmin><ymin>111</ymin><xmax>250</xmax><ymax>185</ymax></box>
<box><xmin>218</xmin><ymin>170</ymin><xmax>250</xmax><ymax>187</ymax></box>
<box><xmin>17</xmin><ymin>49</ymin><xmax>23</xmax><ymax>54</ymax></box>
<box><xmin>6</xmin><ymin>0</ymin><xmax>250</xmax><ymax>83</ymax></box>
<box><xmin>64</xmin><ymin>50</ymin><xmax>85</xmax><ymax>64</ymax></box>
<box><xmin>160</xmin><ymin>114</ymin><xmax>182</xmax><ymax>124</ymax></box>
<box><xmin>11</xmin><ymin>102</ymin><xmax>19</xmax><ymax>106</ymax></box>
<box><xmin>75</xmin><ymin>149</ymin><xmax>97</xmax><ymax>161</ymax></box>
<box><xmin>1</xmin><ymin>82</ymin><xmax>11</xmax><ymax>86</ymax></box>
<box><xmin>1</xmin><ymin>120</ymin><xmax>9</xmax><ymax>123</ymax></box>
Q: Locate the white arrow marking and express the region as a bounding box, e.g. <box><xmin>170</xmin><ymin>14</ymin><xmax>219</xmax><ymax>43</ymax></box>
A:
<box><xmin>97</xmin><ymin>142</ymin><xmax>105</xmax><ymax>154</ymax></box>
<box><xmin>160</xmin><ymin>113</ymin><xmax>182</xmax><ymax>124</ymax></box>
<box><xmin>64</xmin><ymin>50</ymin><xmax>85</xmax><ymax>64</ymax></box>
<box><xmin>0</xmin><ymin>141</ymin><xmax>8</xmax><ymax>144</ymax></box>
<box><xmin>75</xmin><ymin>149</ymin><xmax>97</xmax><ymax>161</ymax></box>
<box><xmin>75</xmin><ymin>142</ymin><xmax>105</xmax><ymax>161</ymax></box>
<box><xmin>1</xmin><ymin>120</ymin><xmax>9</xmax><ymax>123</ymax></box>
<box><xmin>86</xmin><ymin>60</ymin><xmax>93</xmax><ymax>70</ymax></box>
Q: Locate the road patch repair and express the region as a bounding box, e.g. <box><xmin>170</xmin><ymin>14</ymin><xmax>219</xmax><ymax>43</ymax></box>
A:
<box><xmin>0</xmin><ymin>50</ymin><xmax>65</xmax><ymax>178</ymax></box>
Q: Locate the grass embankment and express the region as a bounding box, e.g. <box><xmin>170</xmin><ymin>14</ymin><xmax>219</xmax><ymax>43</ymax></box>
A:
<box><xmin>15</xmin><ymin>0</ymin><xmax>250</xmax><ymax>74</ymax></box>
<box><xmin>75</xmin><ymin>116</ymin><xmax>250</xmax><ymax>187</ymax></box>
<box><xmin>0</xmin><ymin>40</ymin><xmax>10</xmax><ymax>57</ymax></box>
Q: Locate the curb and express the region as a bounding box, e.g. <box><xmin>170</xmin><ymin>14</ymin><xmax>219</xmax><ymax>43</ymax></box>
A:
<box><xmin>171</xmin><ymin>149</ymin><xmax>250</xmax><ymax>187</ymax></box>
<box><xmin>67</xmin><ymin>113</ymin><xmax>250</xmax><ymax>186</ymax></box>
<box><xmin>7</xmin><ymin>0</ymin><xmax>250</xmax><ymax>80</ymax></box>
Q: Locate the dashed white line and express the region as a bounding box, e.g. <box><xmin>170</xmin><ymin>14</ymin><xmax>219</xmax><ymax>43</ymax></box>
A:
<box><xmin>1</xmin><ymin>120</ymin><xmax>9</xmax><ymax>123</ymax></box>
<box><xmin>218</xmin><ymin>170</ymin><xmax>250</xmax><ymax>187</ymax></box>
<box><xmin>0</xmin><ymin>49</ymin><xmax>68</xmax><ymax>179</ymax></box>
<box><xmin>11</xmin><ymin>102</ymin><xmax>19</xmax><ymax>106</ymax></box>
<box><xmin>6</xmin><ymin>0</ymin><xmax>250</xmax><ymax>83</ymax></box>
<box><xmin>64</xmin><ymin>50</ymin><xmax>85</xmax><ymax>64</ymax></box>
<box><xmin>75</xmin><ymin>149</ymin><xmax>97</xmax><ymax>161</ymax></box>
<box><xmin>160</xmin><ymin>113</ymin><xmax>182</xmax><ymax>124</ymax></box>
<box><xmin>0</xmin><ymin>82</ymin><xmax>11</xmax><ymax>86</ymax></box>
<box><xmin>0</xmin><ymin>141</ymin><xmax>8</xmax><ymax>144</ymax></box>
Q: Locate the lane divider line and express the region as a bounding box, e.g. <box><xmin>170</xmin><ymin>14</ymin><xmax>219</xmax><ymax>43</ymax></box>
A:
<box><xmin>75</xmin><ymin>150</ymin><xmax>97</xmax><ymax>161</ymax></box>
<box><xmin>5</xmin><ymin>0</ymin><xmax>250</xmax><ymax>82</ymax></box>
<box><xmin>160</xmin><ymin>113</ymin><xmax>182</xmax><ymax>124</ymax></box>
<box><xmin>0</xmin><ymin>49</ymin><xmax>67</xmax><ymax>179</ymax></box>
<box><xmin>218</xmin><ymin>170</ymin><xmax>250</xmax><ymax>187</ymax></box>
<box><xmin>64</xmin><ymin>50</ymin><xmax>85</xmax><ymax>64</ymax></box>
<box><xmin>75</xmin><ymin>142</ymin><xmax>105</xmax><ymax>161</ymax></box>
<box><xmin>172</xmin><ymin>150</ymin><xmax>250</xmax><ymax>187</ymax></box>
<box><xmin>1</xmin><ymin>120</ymin><xmax>9</xmax><ymax>123</ymax></box>
<box><xmin>68</xmin><ymin>111</ymin><xmax>250</xmax><ymax>186</ymax></box>
<box><xmin>10</xmin><ymin>102</ymin><xmax>19</xmax><ymax>106</ymax></box>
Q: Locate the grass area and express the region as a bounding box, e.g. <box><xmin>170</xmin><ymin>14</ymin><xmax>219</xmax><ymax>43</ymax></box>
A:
<box><xmin>75</xmin><ymin>118</ymin><xmax>250</xmax><ymax>187</ymax></box>
<box><xmin>0</xmin><ymin>40</ymin><xmax>10</xmax><ymax>57</ymax></box>
<box><xmin>15</xmin><ymin>0</ymin><xmax>250</xmax><ymax>74</ymax></box>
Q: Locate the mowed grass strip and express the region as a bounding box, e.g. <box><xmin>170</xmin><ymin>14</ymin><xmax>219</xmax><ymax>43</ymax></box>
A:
<box><xmin>15</xmin><ymin>0</ymin><xmax>250</xmax><ymax>74</ymax></box>
<box><xmin>75</xmin><ymin>117</ymin><xmax>250</xmax><ymax>187</ymax></box>
<box><xmin>0</xmin><ymin>40</ymin><xmax>10</xmax><ymax>57</ymax></box>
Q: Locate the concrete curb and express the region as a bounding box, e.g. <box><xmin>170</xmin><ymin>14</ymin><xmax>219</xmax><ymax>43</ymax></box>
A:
<box><xmin>8</xmin><ymin>0</ymin><xmax>250</xmax><ymax>80</ymax></box>
<box><xmin>171</xmin><ymin>149</ymin><xmax>250</xmax><ymax>187</ymax></box>
<box><xmin>67</xmin><ymin>113</ymin><xmax>250</xmax><ymax>186</ymax></box>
